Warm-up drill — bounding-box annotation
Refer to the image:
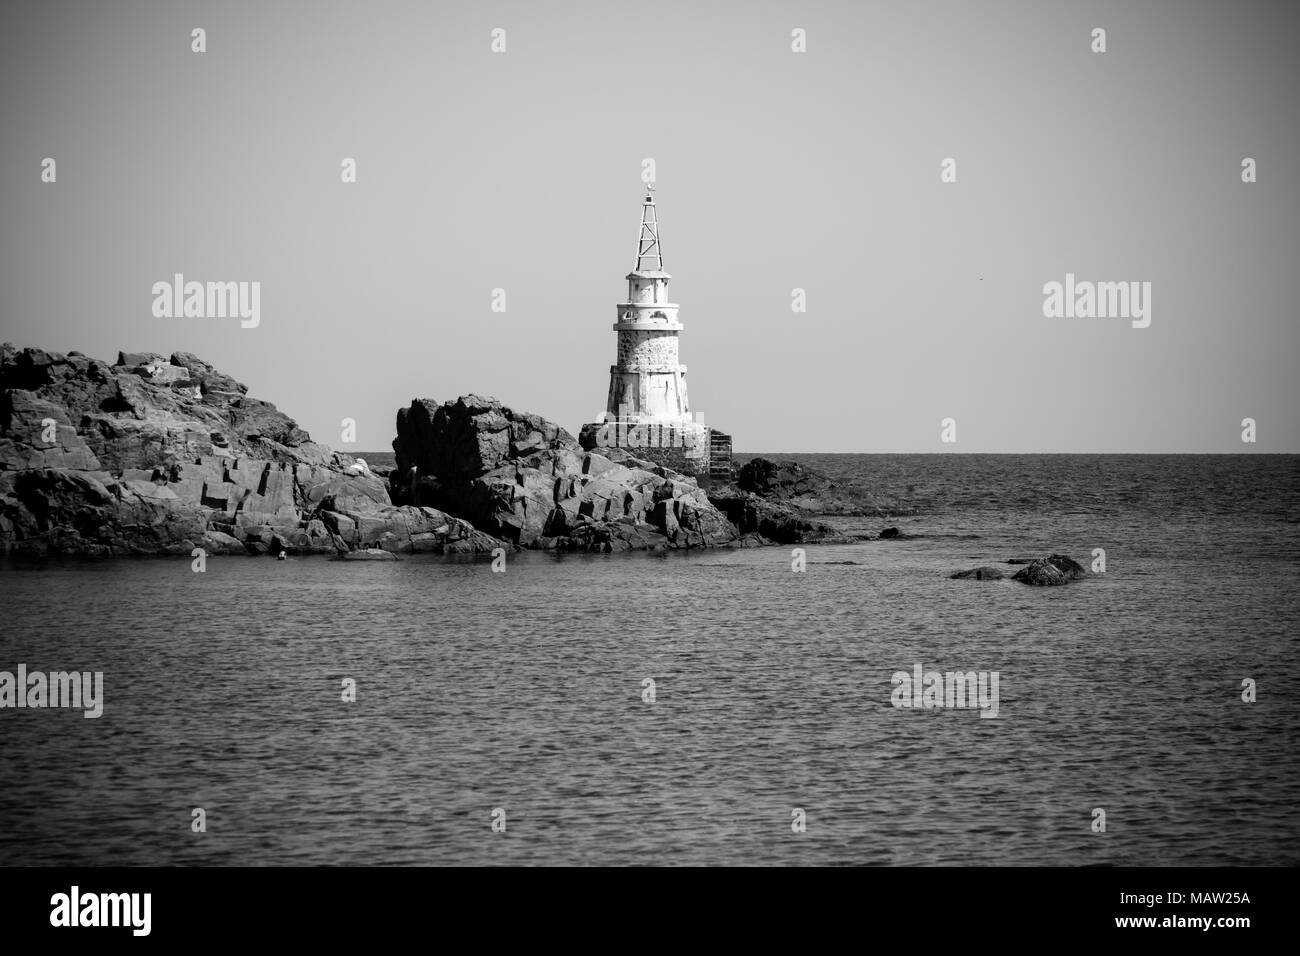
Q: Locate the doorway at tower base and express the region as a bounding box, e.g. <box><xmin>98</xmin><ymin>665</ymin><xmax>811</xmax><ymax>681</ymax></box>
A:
<box><xmin>577</xmin><ymin>420</ymin><xmax>733</xmax><ymax>481</ymax></box>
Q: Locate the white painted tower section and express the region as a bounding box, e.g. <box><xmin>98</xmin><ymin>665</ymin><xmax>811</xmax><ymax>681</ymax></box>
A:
<box><xmin>605</xmin><ymin>190</ymin><xmax>694</xmax><ymax>424</ymax></box>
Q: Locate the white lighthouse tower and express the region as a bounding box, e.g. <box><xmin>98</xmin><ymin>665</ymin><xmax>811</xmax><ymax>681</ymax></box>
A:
<box><xmin>606</xmin><ymin>186</ymin><xmax>693</xmax><ymax>423</ymax></box>
<box><xmin>580</xmin><ymin>188</ymin><xmax>731</xmax><ymax>479</ymax></box>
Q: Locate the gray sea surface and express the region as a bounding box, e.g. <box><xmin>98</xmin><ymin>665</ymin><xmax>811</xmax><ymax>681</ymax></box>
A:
<box><xmin>1</xmin><ymin>454</ymin><xmax>1297</xmax><ymax>865</ymax></box>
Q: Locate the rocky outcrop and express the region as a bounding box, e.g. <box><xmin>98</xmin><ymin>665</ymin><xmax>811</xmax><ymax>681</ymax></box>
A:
<box><xmin>0</xmin><ymin>346</ymin><xmax>338</xmax><ymax>472</ymax></box>
<box><xmin>705</xmin><ymin>486</ymin><xmax>851</xmax><ymax>544</ymax></box>
<box><xmin>1010</xmin><ymin>554</ymin><xmax>1088</xmax><ymax>586</ymax></box>
<box><xmin>733</xmin><ymin>456</ymin><xmax>916</xmax><ymax>517</ymax></box>
<box><xmin>0</xmin><ymin>345</ymin><xmax>507</xmax><ymax>557</ymax></box>
<box><xmin>705</xmin><ymin>456</ymin><xmax>887</xmax><ymax>544</ymax></box>
<box><xmin>3</xmin><ymin>348</ymin><xmax>909</xmax><ymax>557</ymax></box>
<box><xmin>391</xmin><ymin>395</ymin><xmax>738</xmax><ymax>551</ymax></box>
<box><xmin>318</xmin><ymin>503</ymin><xmax>502</xmax><ymax>554</ymax></box>
<box><xmin>738</xmin><ymin>457</ymin><xmax>834</xmax><ymax>500</ymax></box>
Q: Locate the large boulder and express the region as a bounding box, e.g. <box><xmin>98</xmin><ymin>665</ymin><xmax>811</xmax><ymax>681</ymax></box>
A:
<box><xmin>391</xmin><ymin>396</ymin><xmax>738</xmax><ymax>551</ymax></box>
<box><xmin>394</xmin><ymin>394</ymin><xmax>574</xmax><ymax>482</ymax></box>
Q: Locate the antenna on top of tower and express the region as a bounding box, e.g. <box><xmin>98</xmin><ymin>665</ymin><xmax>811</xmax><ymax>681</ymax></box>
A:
<box><xmin>635</xmin><ymin>187</ymin><xmax>663</xmax><ymax>272</ymax></box>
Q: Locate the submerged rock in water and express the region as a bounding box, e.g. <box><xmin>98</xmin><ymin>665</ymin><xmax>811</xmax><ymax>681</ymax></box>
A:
<box><xmin>1011</xmin><ymin>554</ymin><xmax>1087</xmax><ymax>586</ymax></box>
<box><xmin>950</xmin><ymin>566</ymin><xmax>1006</xmax><ymax>580</ymax></box>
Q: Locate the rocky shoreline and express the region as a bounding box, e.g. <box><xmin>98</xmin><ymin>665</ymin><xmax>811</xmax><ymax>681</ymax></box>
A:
<box><xmin>0</xmin><ymin>346</ymin><xmax>872</xmax><ymax>557</ymax></box>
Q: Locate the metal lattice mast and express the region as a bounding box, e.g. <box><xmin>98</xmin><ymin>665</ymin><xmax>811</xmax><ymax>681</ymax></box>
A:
<box><xmin>635</xmin><ymin>185</ymin><xmax>662</xmax><ymax>272</ymax></box>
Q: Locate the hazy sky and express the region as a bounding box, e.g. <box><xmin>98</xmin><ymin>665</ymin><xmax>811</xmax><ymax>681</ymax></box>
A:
<box><xmin>1</xmin><ymin>0</ymin><xmax>1296</xmax><ymax>452</ymax></box>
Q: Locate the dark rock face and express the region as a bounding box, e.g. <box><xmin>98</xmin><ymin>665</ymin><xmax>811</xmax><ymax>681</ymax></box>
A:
<box><xmin>950</xmin><ymin>566</ymin><xmax>1006</xmax><ymax>580</ymax></box>
<box><xmin>706</xmin><ymin>487</ymin><xmax>850</xmax><ymax>544</ymax></box>
<box><xmin>391</xmin><ymin>396</ymin><xmax>738</xmax><ymax>551</ymax></box>
<box><xmin>0</xmin><ymin>345</ymin><xmax>509</xmax><ymax>557</ymax></box>
<box><xmin>733</xmin><ymin>456</ymin><xmax>915</xmax><ymax>517</ymax></box>
<box><xmin>738</xmin><ymin>457</ymin><xmax>833</xmax><ymax>499</ymax></box>
<box><xmin>707</xmin><ymin>458</ymin><xmax>908</xmax><ymax>544</ymax></box>
<box><xmin>879</xmin><ymin>526</ymin><xmax>901</xmax><ymax>539</ymax></box>
<box><xmin>1010</xmin><ymin>554</ymin><xmax>1088</xmax><ymax>586</ymax></box>
<box><xmin>394</xmin><ymin>394</ymin><xmax>573</xmax><ymax>485</ymax></box>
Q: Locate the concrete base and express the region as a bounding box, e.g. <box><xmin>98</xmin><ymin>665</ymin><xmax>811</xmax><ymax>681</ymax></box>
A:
<box><xmin>578</xmin><ymin>421</ymin><xmax>732</xmax><ymax>480</ymax></box>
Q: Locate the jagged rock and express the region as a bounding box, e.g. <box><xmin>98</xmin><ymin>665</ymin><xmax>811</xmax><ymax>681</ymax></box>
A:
<box><xmin>117</xmin><ymin>351</ymin><xmax>168</xmax><ymax>368</ymax></box>
<box><xmin>6</xmin><ymin>347</ymin><xmax>868</xmax><ymax>558</ymax></box>
<box><xmin>167</xmin><ymin>351</ymin><xmax>248</xmax><ymax>397</ymax></box>
<box><xmin>391</xmin><ymin>395</ymin><xmax>737</xmax><ymax>551</ymax></box>
<box><xmin>394</xmin><ymin>394</ymin><xmax>574</xmax><ymax>481</ymax></box>
<box><xmin>0</xmin><ymin>467</ymin><xmax>208</xmax><ymax>555</ymax></box>
<box><xmin>733</xmin><ymin>456</ymin><xmax>911</xmax><ymax>517</ymax></box>
<box><xmin>950</xmin><ymin>566</ymin><xmax>1006</xmax><ymax>580</ymax></box>
<box><xmin>542</xmin><ymin>518</ymin><xmax>673</xmax><ymax>553</ymax></box>
<box><xmin>707</xmin><ymin>487</ymin><xmax>850</xmax><ymax>544</ymax></box>
<box><xmin>199</xmin><ymin>530</ymin><xmax>245</xmax><ymax>554</ymax></box>
<box><xmin>119</xmin><ymin>354</ymin><xmax>192</xmax><ymax>388</ymax></box>
<box><xmin>1011</xmin><ymin>554</ymin><xmax>1087</xmax><ymax>586</ymax></box>
<box><xmin>0</xmin><ymin>390</ymin><xmax>101</xmax><ymax>470</ymax></box>
<box><xmin>298</xmin><ymin>465</ymin><xmax>390</xmax><ymax>514</ymax></box>
<box><xmin>2</xmin><ymin>344</ymin><xmax>335</xmax><ymax>472</ymax></box>
<box><xmin>325</xmin><ymin>504</ymin><xmax>503</xmax><ymax>554</ymax></box>
<box><xmin>0</xmin><ymin>345</ymin><xmax>412</xmax><ymax>556</ymax></box>
<box><xmin>738</xmin><ymin>457</ymin><xmax>833</xmax><ymax>499</ymax></box>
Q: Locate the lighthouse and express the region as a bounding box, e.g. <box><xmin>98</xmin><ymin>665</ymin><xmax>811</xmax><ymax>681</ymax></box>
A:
<box><xmin>579</xmin><ymin>188</ymin><xmax>732</xmax><ymax>480</ymax></box>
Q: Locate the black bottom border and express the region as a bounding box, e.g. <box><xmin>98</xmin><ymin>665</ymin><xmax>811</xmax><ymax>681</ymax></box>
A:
<box><xmin>0</xmin><ymin>865</ymin><xmax>1283</xmax><ymax>943</ymax></box>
